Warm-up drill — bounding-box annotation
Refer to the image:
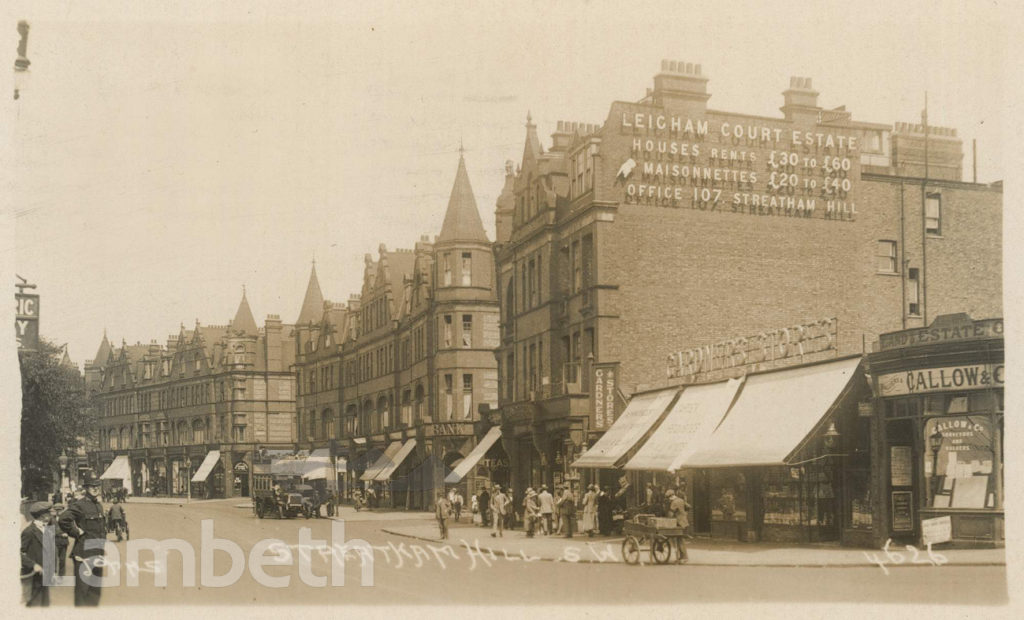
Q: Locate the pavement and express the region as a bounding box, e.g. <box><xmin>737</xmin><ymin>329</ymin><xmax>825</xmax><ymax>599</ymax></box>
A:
<box><xmin>381</xmin><ymin>520</ymin><xmax>1007</xmax><ymax>568</ymax></box>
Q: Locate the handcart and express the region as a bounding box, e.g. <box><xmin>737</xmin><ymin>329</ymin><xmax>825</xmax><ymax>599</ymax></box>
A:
<box><xmin>620</xmin><ymin>514</ymin><xmax>684</xmax><ymax>565</ymax></box>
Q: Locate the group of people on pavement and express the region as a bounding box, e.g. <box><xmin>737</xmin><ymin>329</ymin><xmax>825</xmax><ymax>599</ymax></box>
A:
<box><xmin>433</xmin><ymin>480</ymin><xmax>679</xmax><ymax>541</ymax></box>
<box><xmin>21</xmin><ymin>474</ymin><xmax>116</xmax><ymax>607</ymax></box>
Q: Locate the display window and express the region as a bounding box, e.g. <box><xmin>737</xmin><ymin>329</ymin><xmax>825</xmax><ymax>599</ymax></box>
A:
<box><xmin>924</xmin><ymin>415</ymin><xmax>998</xmax><ymax>509</ymax></box>
<box><xmin>710</xmin><ymin>469</ymin><xmax>746</xmax><ymax>521</ymax></box>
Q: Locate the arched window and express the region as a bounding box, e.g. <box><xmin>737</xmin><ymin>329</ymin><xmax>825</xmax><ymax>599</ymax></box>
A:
<box><xmin>346</xmin><ymin>403</ymin><xmax>358</xmax><ymax>437</ymax></box>
<box><xmin>322</xmin><ymin>408</ymin><xmax>333</xmax><ymax>440</ymax></box>
<box><xmin>177</xmin><ymin>420</ymin><xmax>190</xmax><ymax>444</ymax></box>
<box><xmin>401</xmin><ymin>390</ymin><xmax>412</xmax><ymax>426</ymax></box>
<box><xmin>361</xmin><ymin>399</ymin><xmax>373</xmax><ymax>435</ymax></box>
<box><xmin>414</xmin><ymin>384</ymin><xmax>425</xmax><ymax>423</ymax></box>
<box><xmin>377</xmin><ymin>395</ymin><xmax>390</xmax><ymax>431</ymax></box>
<box><xmin>192</xmin><ymin>419</ymin><xmax>205</xmax><ymax>444</ymax></box>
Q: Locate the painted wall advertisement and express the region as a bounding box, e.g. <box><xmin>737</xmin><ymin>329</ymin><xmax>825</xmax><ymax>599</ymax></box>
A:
<box><xmin>591</xmin><ymin>362</ymin><xmax>623</xmax><ymax>430</ymax></box>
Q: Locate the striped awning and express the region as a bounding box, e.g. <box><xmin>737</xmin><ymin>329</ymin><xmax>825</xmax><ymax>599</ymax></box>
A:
<box><xmin>374</xmin><ymin>439</ymin><xmax>417</xmax><ymax>481</ymax></box>
<box><xmin>445</xmin><ymin>426</ymin><xmax>502</xmax><ymax>484</ymax></box>
<box><xmin>360</xmin><ymin>442</ymin><xmax>403</xmax><ymax>481</ymax></box>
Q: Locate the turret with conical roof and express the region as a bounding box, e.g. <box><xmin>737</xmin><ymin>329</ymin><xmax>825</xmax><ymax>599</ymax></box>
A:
<box><xmin>437</xmin><ymin>147</ymin><xmax>489</xmax><ymax>245</ymax></box>
<box><xmin>231</xmin><ymin>286</ymin><xmax>259</xmax><ymax>335</ymax></box>
<box><xmin>296</xmin><ymin>262</ymin><xmax>325</xmax><ymax>325</ymax></box>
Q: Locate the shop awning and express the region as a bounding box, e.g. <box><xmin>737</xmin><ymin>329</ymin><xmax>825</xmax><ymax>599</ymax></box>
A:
<box><xmin>374</xmin><ymin>439</ymin><xmax>417</xmax><ymax>481</ymax></box>
<box><xmin>571</xmin><ymin>388</ymin><xmax>680</xmax><ymax>469</ymax></box>
<box><xmin>99</xmin><ymin>455</ymin><xmax>131</xmax><ymax>480</ymax></box>
<box><xmin>301</xmin><ymin>449</ymin><xmax>333</xmax><ymax>480</ymax></box>
<box><xmin>445</xmin><ymin>426</ymin><xmax>502</xmax><ymax>484</ymax></box>
<box><xmin>623</xmin><ymin>378</ymin><xmax>743</xmax><ymax>472</ymax></box>
<box><xmin>360</xmin><ymin>441</ymin><xmax>403</xmax><ymax>481</ymax></box>
<box><xmin>191</xmin><ymin>450</ymin><xmax>221</xmax><ymax>483</ymax></box>
<box><xmin>680</xmin><ymin>357</ymin><xmax>863</xmax><ymax>468</ymax></box>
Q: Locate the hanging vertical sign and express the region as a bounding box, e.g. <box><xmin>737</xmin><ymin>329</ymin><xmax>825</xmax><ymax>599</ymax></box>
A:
<box><xmin>591</xmin><ymin>362</ymin><xmax>623</xmax><ymax>430</ymax></box>
<box><xmin>15</xmin><ymin>288</ymin><xmax>40</xmax><ymax>352</ymax></box>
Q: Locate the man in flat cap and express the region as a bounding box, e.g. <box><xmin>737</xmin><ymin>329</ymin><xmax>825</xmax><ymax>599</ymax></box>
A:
<box><xmin>59</xmin><ymin>474</ymin><xmax>107</xmax><ymax>606</ymax></box>
<box><xmin>21</xmin><ymin>501</ymin><xmax>56</xmax><ymax>606</ymax></box>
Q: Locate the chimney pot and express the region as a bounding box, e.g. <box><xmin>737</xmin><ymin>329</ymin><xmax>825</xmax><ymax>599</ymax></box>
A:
<box><xmin>695</xmin><ymin>63</ymin><xmax>702</xmax><ymax>75</ymax></box>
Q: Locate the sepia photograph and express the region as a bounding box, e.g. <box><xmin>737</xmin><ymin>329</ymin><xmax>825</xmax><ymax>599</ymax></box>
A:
<box><xmin>4</xmin><ymin>0</ymin><xmax>1015</xmax><ymax>615</ymax></box>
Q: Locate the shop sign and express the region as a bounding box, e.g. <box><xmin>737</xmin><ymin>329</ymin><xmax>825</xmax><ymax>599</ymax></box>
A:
<box><xmin>878</xmin><ymin>364</ymin><xmax>1004</xmax><ymax>397</ymax></box>
<box><xmin>591</xmin><ymin>362</ymin><xmax>623</xmax><ymax>430</ymax></box>
<box><xmin>233</xmin><ymin>461</ymin><xmax>248</xmax><ymax>473</ymax></box>
<box><xmin>891</xmin><ymin>491</ymin><xmax>914</xmax><ymax>532</ymax></box>
<box><xmin>878</xmin><ymin>316</ymin><xmax>1002</xmax><ymax>352</ymax></box>
<box><xmin>666</xmin><ymin>318</ymin><xmax>836</xmax><ymax>380</ymax></box>
<box><xmin>434</xmin><ymin>422</ymin><xmax>472</xmax><ymax>436</ymax></box>
<box><xmin>921</xmin><ymin>516</ymin><xmax>952</xmax><ymax>545</ymax></box>
<box><xmin>15</xmin><ymin>292</ymin><xmax>40</xmax><ymax>352</ymax></box>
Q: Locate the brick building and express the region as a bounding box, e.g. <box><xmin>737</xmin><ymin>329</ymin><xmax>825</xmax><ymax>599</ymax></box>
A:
<box><xmin>88</xmin><ymin>290</ymin><xmax>297</xmax><ymax>498</ymax></box>
<box><xmin>492</xmin><ymin>61</ymin><xmax>1002</xmax><ymax>517</ymax></box>
<box><xmin>292</xmin><ymin>153</ymin><xmax>500</xmax><ymax>509</ymax></box>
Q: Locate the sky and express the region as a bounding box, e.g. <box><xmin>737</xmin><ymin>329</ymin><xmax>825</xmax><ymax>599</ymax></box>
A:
<box><xmin>2</xmin><ymin>0</ymin><xmax>1012</xmax><ymax>370</ymax></box>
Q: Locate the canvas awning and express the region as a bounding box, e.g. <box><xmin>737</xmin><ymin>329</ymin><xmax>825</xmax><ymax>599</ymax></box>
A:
<box><xmin>301</xmin><ymin>449</ymin><xmax>333</xmax><ymax>480</ymax></box>
<box><xmin>374</xmin><ymin>439</ymin><xmax>417</xmax><ymax>481</ymax></box>
<box><xmin>99</xmin><ymin>455</ymin><xmax>131</xmax><ymax>480</ymax></box>
<box><xmin>680</xmin><ymin>357</ymin><xmax>863</xmax><ymax>468</ymax></box>
<box><xmin>624</xmin><ymin>378</ymin><xmax>743</xmax><ymax>472</ymax></box>
<box><xmin>445</xmin><ymin>426</ymin><xmax>502</xmax><ymax>484</ymax></box>
<box><xmin>571</xmin><ymin>388</ymin><xmax>680</xmax><ymax>469</ymax></box>
<box><xmin>360</xmin><ymin>441</ymin><xmax>403</xmax><ymax>481</ymax></box>
<box><xmin>191</xmin><ymin>450</ymin><xmax>221</xmax><ymax>483</ymax></box>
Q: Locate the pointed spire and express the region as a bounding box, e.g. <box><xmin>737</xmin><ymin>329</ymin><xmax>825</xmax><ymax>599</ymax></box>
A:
<box><xmin>232</xmin><ymin>286</ymin><xmax>259</xmax><ymax>334</ymax></box>
<box><xmin>92</xmin><ymin>329</ymin><xmax>112</xmax><ymax>366</ymax></box>
<box><xmin>437</xmin><ymin>152</ymin><xmax>488</xmax><ymax>244</ymax></box>
<box><xmin>523</xmin><ymin>111</ymin><xmax>542</xmax><ymax>162</ymax></box>
<box><xmin>297</xmin><ymin>261</ymin><xmax>325</xmax><ymax>324</ymax></box>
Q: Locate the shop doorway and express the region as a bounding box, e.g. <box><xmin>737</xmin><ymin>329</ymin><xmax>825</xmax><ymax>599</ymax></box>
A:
<box><xmin>693</xmin><ymin>469</ymin><xmax>712</xmax><ymax>535</ymax></box>
<box><xmin>886</xmin><ymin>417</ymin><xmax>918</xmax><ymax>543</ymax></box>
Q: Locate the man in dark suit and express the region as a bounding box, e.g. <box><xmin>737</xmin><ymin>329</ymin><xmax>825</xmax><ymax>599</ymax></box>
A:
<box><xmin>21</xmin><ymin>501</ymin><xmax>56</xmax><ymax>607</ymax></box>
<box><xmin>59</xmin><ymin>475</ymin><xmax>107</xmax><ymax>606</ymax></box>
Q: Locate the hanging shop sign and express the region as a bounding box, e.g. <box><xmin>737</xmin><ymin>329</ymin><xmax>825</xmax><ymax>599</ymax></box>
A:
<box><xmin>877</xmin><ymin>364</ymin><xmax>1004</xmax><ymax>397</ymax></box>
<box><xmin>233</xmin><ymin>461</ymin><xmax>249</xmax><ymax>473</ymax></box>
<box><xmin>666</xmin><ymin>317</ymin><xmax>836</xmax><ymax>381</ymax></box>
<box><xmin>591</xmin><ymin>362</ymin><xmax>624</xmax><ymax>430</ymax></box>
<box><xmin>612</xmin><ymin>103</ymin><xmax>860</xmax><ymax>221</ymax></box>
<box><xmin>878</xmin><ymin>316</ymin><xmax>1002</xmax><ymax>352</ymax></box>
<box><xmin>921</xmin><ymin>516</ymin><xmax>953</xmax><ymax>545</ymax></box>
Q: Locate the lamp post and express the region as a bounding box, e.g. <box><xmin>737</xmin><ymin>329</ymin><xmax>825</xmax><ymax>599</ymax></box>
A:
<box><xmin>185</xmin><ymin>457</ymin><xmax>192</xmax><ymax>503</ymax></box>
<box><xmin>929</xmin><ymin>431</ymin><xmax>943</xmax><ymax>505</ymax></box>
<box><xmin>58</xmin><ymin>451</ymin><xmax>69</xmax><ymax>499</ymax></box>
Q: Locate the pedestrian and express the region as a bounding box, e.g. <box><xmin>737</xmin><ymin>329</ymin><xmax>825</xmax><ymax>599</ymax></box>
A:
<box><xmin>59</xmin><ymin>474</ymin><xmax>107</xmax><ymax>606</ymax></box>
<box><xmin>523</xmin><ymin>488</ymin><xmax>540</xmax><ymax>537</ymax></box>
<box><xmin>581</xmin><ymin>484</ymin><xmax>598</xmax><ymax>537</ymax></box>
<box><xmin>489</xmin><ymin>484</ymin><xmax>509</xmax><ymax>538</ymax></box>
<box><xmin>52</xmin><ymin>504</ymin><xmax>69</xmax><ymax>576</ymax></box>
<box><xmin>107</xmin><ymin>498</ymin><xmax>127</xmax><ymax>541</ymax></box>
<box><xmin>470</xmin><ymin>493</ymin><xmax>480</xmax><ymax>525</ymax></box>
<box><xmin>478</xmin><ymin>487</ymin><xmax>491</xmax><ymax>527</ymax></box>
<box><xmin>597</xmin><ymin>486</ymin><xmax>613</xmax><ymax>536</ymax></box>
<box><xmin>557</xmin><ymin>486</ymin><xmax>576</xmax><ymax>539</ymax></box>
<box><xmin>21</xmin><ymin>501</ymin><xmax>57</xmax><ymax>607</ymax></box>
<box><xmin>452</xmin><ymin>488</ymin><xmax>464</xmax><ymax>523</ymax></box>
<box><xmin>645</xmin><ymin>482</ymin><xmax>654</xmax><ymax>508</ymax></box>
<box><xmin>666</xmin><ymin>488</ymin><xmax>691</xmax><ymax>563</ymax></box>
<box><xmin>537</xmin><ymin>485</ymin><xmax>554</xmax><ymax>535</ymax></box>
<box><xmin>435</xmin><ymin>491</ymin><xmax>452</xmax><ymax>540</ymax></box>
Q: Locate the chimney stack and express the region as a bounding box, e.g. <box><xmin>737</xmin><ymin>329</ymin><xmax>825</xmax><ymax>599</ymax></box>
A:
<box><xmin>652</xmin><ymin>60</ymin><xmax>710</xmax><ymax>114</ymax></box>
<box><xmin>781</xmin><ymin>76</ymin><xmax>820</xmax><ymax>123</ymax></box>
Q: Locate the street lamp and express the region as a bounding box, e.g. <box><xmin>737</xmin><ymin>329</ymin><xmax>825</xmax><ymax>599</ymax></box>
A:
<box><xmin>822</xmin><ymin>421</ymin><xmax>841</xmax><ymax>452</ymax></box>
<box><xmin>929</xmin><ymin>431</ymin><xmax>944</xmax><ymax>505</ymax></box>
<box><xmin>58</xmin><ymin>451</ymin><xmax>69</xmax><ymax>498</ymax></box>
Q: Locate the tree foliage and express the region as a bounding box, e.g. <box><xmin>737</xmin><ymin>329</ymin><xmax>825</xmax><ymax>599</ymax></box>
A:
<box><xmin>20</xmin><ymin>339</ymin><xmax>93</xmax><ymax>499</ymax></box>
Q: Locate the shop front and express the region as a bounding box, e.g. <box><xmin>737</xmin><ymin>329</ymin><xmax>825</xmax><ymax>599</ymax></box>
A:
<box><xmin>867</xmin><ymin>314</ymin><xmax>1004</xmax><ymax>547</ymax></box>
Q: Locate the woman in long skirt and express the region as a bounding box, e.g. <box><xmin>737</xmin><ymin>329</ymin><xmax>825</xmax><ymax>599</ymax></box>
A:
<box><xmin>581</xmin><ymin>484</ymin><xmax>599</xmax><ymax>537</ymax></box>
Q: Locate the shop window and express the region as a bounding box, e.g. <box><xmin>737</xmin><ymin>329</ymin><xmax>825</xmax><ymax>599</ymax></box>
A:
<box><xmin>924</xmin><ymin>415</ymin><xmax>998</xmax><ymax>509</ymax></box>
<box><xmin>925</xmin><ymin>194</ymin><xmax>941</xmax><ymax>235</ymax></box>
<box><xmin>877</xmin><ymin>240</ymin><xmax>897</xmax><ymax>273</ymax></box>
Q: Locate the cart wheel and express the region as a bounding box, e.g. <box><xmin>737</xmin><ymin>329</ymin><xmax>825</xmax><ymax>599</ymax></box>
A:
<box><xmin>621</xmin><ymin>536</ymin><xmax>641</xmax><ymax>565</ymax></box>
<box><xmin>651</xmin><ymin>535</ymin><xmax>672</xmax><ymax>565</ymax></box>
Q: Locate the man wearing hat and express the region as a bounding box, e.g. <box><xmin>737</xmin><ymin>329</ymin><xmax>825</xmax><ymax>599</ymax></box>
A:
<box><xmin>21</xmin><ymin>501</ymin><xmax>56</xmax><ymax>606</ymax></box>
<box><xmin>59</xmin><ymin>474</ymin><xmax>107</xmax><ymax>606</ymax></box>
